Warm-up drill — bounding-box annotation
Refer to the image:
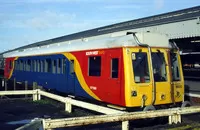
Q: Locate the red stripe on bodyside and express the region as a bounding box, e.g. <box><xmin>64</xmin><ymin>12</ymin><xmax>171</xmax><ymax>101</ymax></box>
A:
<box><xmin>72</xmin><ymin>48</ymin><xmax>125</xmax><ymax>106</ymax></box>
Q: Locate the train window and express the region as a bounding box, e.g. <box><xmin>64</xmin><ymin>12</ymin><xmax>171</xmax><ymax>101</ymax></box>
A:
<box><xmin>33</xmin><ymin>60</ymin><xmax>37</xmax><ymax>72</ymax></box>
<box><xmin>70</xmin><ymin>60</ymin><xmax>74</xmax><ymax>74</ymax></box>
<box><xmin>25</xmin><ymin>60</ymin><xmax>27</xmax><ymax>71</ymax></box>
<box><xmin>132</xmin><ymin>53</ymin><xmax>150</xmax><ymax>83</ymax></box>
<box><xmin>111</xmin><ymin>58</ymin><xmax>119</xmax><ymax>78</ymax></box>
<box><xmin>45</xmin><ymin>59</ymin><xmax>51</xmax><ymax>73</ymax></box>
<box><xmin>44</xmin><ymin>60</ymin><xmax>47</xmax><ymax>72</ymax></box>
<box><xmin>31</xmin><ymin>60</ymin><xmax>33</xmax><ymax>72</ymax></box>
<box><xmin>62</xmin><ymin>58</ymin><xmax>66</xmax><ymax>74</ymax></box>
<box><xmin>27</xmin><ymin>60</ymin><xmax>31</xmax><ymax>71</ymax></box>
<box><xmin>88</xmin><ymin>56</ymin><xmax>101</xmax><ymax>76</ymax></box>
<box><xmin>17</xmin><ymin>61</ymin><xmax>20</xmax><ymax>70</ymax></box>
<box><xmin>41</xmin><ymin>60</ymin><xmax>44</xmax><ymax>72</ymax></box>
<box><xmin>24</xmin><ymin>60</ymin><xmax>27</xmax><ymax>71</ymax></box>
<box><xmin>52</xmin><ymin>60</ymin><xmax>56</xmax><ymax>74</ymax></box>
<box><xmin>57</xmin><ymin>59</ymin><xmax>61</xmax><ymax>74</ymax></box>
<box><xmin>20</xmin><ymin>60</ymin><xmax>23</xmax><ymax>71</ymax></box>
<box><xmin>0</xmin><ymin>59</ymin><xmax>4</xmax><ymax>69</ymax></box>
<box><xmin>37</xmin><ymin>60</ymin><xmax>40</xmax><ymax>72</ymax></box>
<box><xmin>152</xmin><ymin>52</ymin><xmax>167</xmax><ymax>82</ymax></box>
<box><xmin>61</xmin><ymin>59</ymin><xmax>63</xmax><ymax>74</ymax></box>
<box><xmin>170</xmin><ymin>53</ymin><xmax>180</xmax><ymax>81</ymax></box>
<box><xmin>14</xmin><ymin>60</ymin><xmax>17</xmax><ymax>70</ymax></box>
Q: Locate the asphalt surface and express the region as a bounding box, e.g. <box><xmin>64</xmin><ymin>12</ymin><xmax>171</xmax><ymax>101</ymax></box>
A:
<box><xmin>0</xmin><ymin>98</ymin><xmax>200</xmax><ymax>130</ymax></box>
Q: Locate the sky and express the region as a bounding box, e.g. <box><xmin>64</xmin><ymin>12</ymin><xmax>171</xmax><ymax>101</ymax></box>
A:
<box><xmin>0</xmin><ymin>0</ymin><xmax>200</xmax><ymax>53</ymax></box>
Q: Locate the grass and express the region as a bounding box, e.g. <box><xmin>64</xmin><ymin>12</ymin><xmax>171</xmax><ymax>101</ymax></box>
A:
<box><xmin>168</xmin><ymin>123</ymin><xmax>200</xmax><ymax>130</ymax></box>
<box><xmin>33</xmin><ymin>99</ymin><xmax>54</xmax><ymax>105</ymax></box>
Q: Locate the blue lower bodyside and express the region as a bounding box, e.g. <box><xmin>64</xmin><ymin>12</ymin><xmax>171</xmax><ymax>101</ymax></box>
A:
<box><xmin>11</xmin><ymin>54</ymin><xmax>93</xmax><ymax>99</ymax></box>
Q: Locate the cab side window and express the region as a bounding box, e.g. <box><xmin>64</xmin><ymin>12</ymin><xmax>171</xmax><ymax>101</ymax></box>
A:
<box><xmin>111</xmin><ymin>58</ymin><xmax>119</xmax><ymax>78</ymax></box>
<box><xmin>88</xmin><ymin>56</ymin><xmax>101</xmax><ymax>76</ymax></box>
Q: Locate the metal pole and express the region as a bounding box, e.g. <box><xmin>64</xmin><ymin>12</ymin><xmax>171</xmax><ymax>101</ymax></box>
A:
<box><xmin>14</xmin><ymin>78</ymin><xmax>16</xmax><ymax>90</ymax></box>
<box><xmin>5</xmin><ymin>78</ymin><xmax>7</xmax><ymax>91</ymax></box>
<box><xmin>1</xmin><ymin>78</ymin><xmax>4</xmax><ymax>87</ymax></box>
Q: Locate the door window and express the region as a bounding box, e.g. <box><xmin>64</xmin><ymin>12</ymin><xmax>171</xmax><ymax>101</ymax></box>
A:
<box><xmin>170</xmin><ymin>53</ymin><xmax>180</xmax><ymax>81</ymax></box>
<box><xmin>152</xmin><ymin>52</ymin><xmax>167</xmax><ymax>82</ymax></box>
<box><xmin>70</xmin><ymin>60</ymin><xmax>74</xmax><ymax>74</ymax></box>
<box><xmin>132</xmin><ymin>52</ymin><xmax>150</xmax><ymax>83</ymax></box>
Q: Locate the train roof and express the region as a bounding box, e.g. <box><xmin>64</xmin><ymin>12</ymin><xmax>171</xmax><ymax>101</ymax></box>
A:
<box><xmin>3</xmin><ymin>32</ymin><xmax>172</xmax><ymax>58</ymax></box>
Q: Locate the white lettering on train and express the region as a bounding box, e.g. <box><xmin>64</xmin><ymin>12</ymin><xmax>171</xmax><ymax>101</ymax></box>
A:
<box><xmin>86</xmin><ymin>51</ymin><xmax>98</xmax><ymax>56</ymax></box>
<box><xmin>90</xmin><ymin>86</ymin><xmax>97</xmax><ymax>90</ymax></box>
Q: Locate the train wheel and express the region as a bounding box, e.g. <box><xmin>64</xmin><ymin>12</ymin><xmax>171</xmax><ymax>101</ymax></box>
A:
<box><xmin>143</xmin><ymin>105</ymin><xmax>156</xmax><ymax>123</ymax></box>
<box><xmin>143</xmin><ymin>105</ymin><xmax>156</xmax><ymax>111</ymax></box>
<box><xmin>181</xmin><ymin>101</ymin><xmax>191</xmax><ymax>108</ymax></box>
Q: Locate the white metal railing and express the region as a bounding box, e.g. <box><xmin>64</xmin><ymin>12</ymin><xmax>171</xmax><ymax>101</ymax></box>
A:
<box><xmin>0</xmin><ymin>89</ymin><xmax>124</xmax><ymax>114</ymax></box>
<box><xmin>185</xmin><ymin>93</ymin><xmax>200</xmax><ymax>98</ymax></box>
<box><xmin>39</xmin><ymin>90</ymin><xmax>125</xmax><ymax>114</ymax></box>
<box><xmin>0</xmin><ymin>90</ymin><xmax>37</xmax><ymax>95</ymax></box>
<box><xmin>43</xmin><ymin>106</ymin><xmax>200</xmax><ymax>129</ymax></box>
<box><xmin>0</xmin><ymin>89</ymin><xmax>200</xmax><ymax>130</ymax></box>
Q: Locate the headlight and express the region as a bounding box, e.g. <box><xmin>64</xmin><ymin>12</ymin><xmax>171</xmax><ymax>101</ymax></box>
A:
<box><xmin>160</xmin><ymin>94</ymin><xmax>166</xmax><ymax>100</ymax></box>
<box><xmin>131</xmin><ymin>91</ymin><xmax>137</xmax><ymax>97</ymax></box>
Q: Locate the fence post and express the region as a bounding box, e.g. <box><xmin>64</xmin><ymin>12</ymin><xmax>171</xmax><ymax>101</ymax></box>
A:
<box><xmin>25</xmin><ymin>81</ymin><xmax>28</xmax><ymax>98</ymax></box>
<box><xmin>177</xmin><ymin>114</ymin><xmax>181</xmax><ymax>123</ymax></box>
<box><xmin>65</xmin><ymin>98</ymin><xmax>72</xmax><ymax>113</ymax></box>
<box><xmin>2</xmin><ymin>78</ymin><xmax>4</xmax><ymax>87</ymax></box>
<box><xmin>169</xmin><ymin>115</ymin><xmax>172</xmax><ymax>124</ymax></box>
<box><xmin>13</xmin><ymin>78</ymin><xmax>16</xmax><ymax>90</ymax></box>
<box><xmin>122</xmin><ymin>121</ymin><xmax>129</xmax><ymax>130</ymax></box>
<box><xmin>168</xmin><ymin>114</ymin><xmax>181</xmax><ymax>124</ymax></box>
<box><xmin>33</xmin><ymin>82</ymin><xmax>37</xmax><ymax>101</ymax></box>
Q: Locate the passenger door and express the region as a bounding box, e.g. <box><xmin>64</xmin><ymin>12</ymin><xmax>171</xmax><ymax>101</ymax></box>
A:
<box><xmin>170</xmin><ymin>52</ymin><xmax>184</xmax><ymax>103</ymax></box>
<box><xmin>67</xmin><ymin>59</ymin><xmax>75</xmax><ymax>95</ymax></box>
<box><xmin>105</xmin><ymin>49</ymin><xmax>122</xmax><ymax>104</ymax></box>
<box><xmin>130</xmin><ymin>48</ymin><xmax>153</xmax><ymax>107</ymax></box>
<box><xmin>151</xmin><ymin>49</ymin><xmax>172</xmax><ymax>105</ymax></box>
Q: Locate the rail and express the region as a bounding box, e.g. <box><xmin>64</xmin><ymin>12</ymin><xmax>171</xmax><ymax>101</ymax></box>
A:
<box><xmin>15</xmin><ymin>118</ymin><xmax>43</xmax><ymax>130</ymax></box>
<box><xmin>0</xmin><ymin>89</ymin><xmax>200</xmax><ymax>130</ymax></box>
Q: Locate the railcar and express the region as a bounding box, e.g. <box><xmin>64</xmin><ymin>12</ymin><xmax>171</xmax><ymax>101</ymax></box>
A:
<box><xmin>3</xmin><ymin>32</ymin><xmax>186</xmax><ymax>109</ymax></box>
